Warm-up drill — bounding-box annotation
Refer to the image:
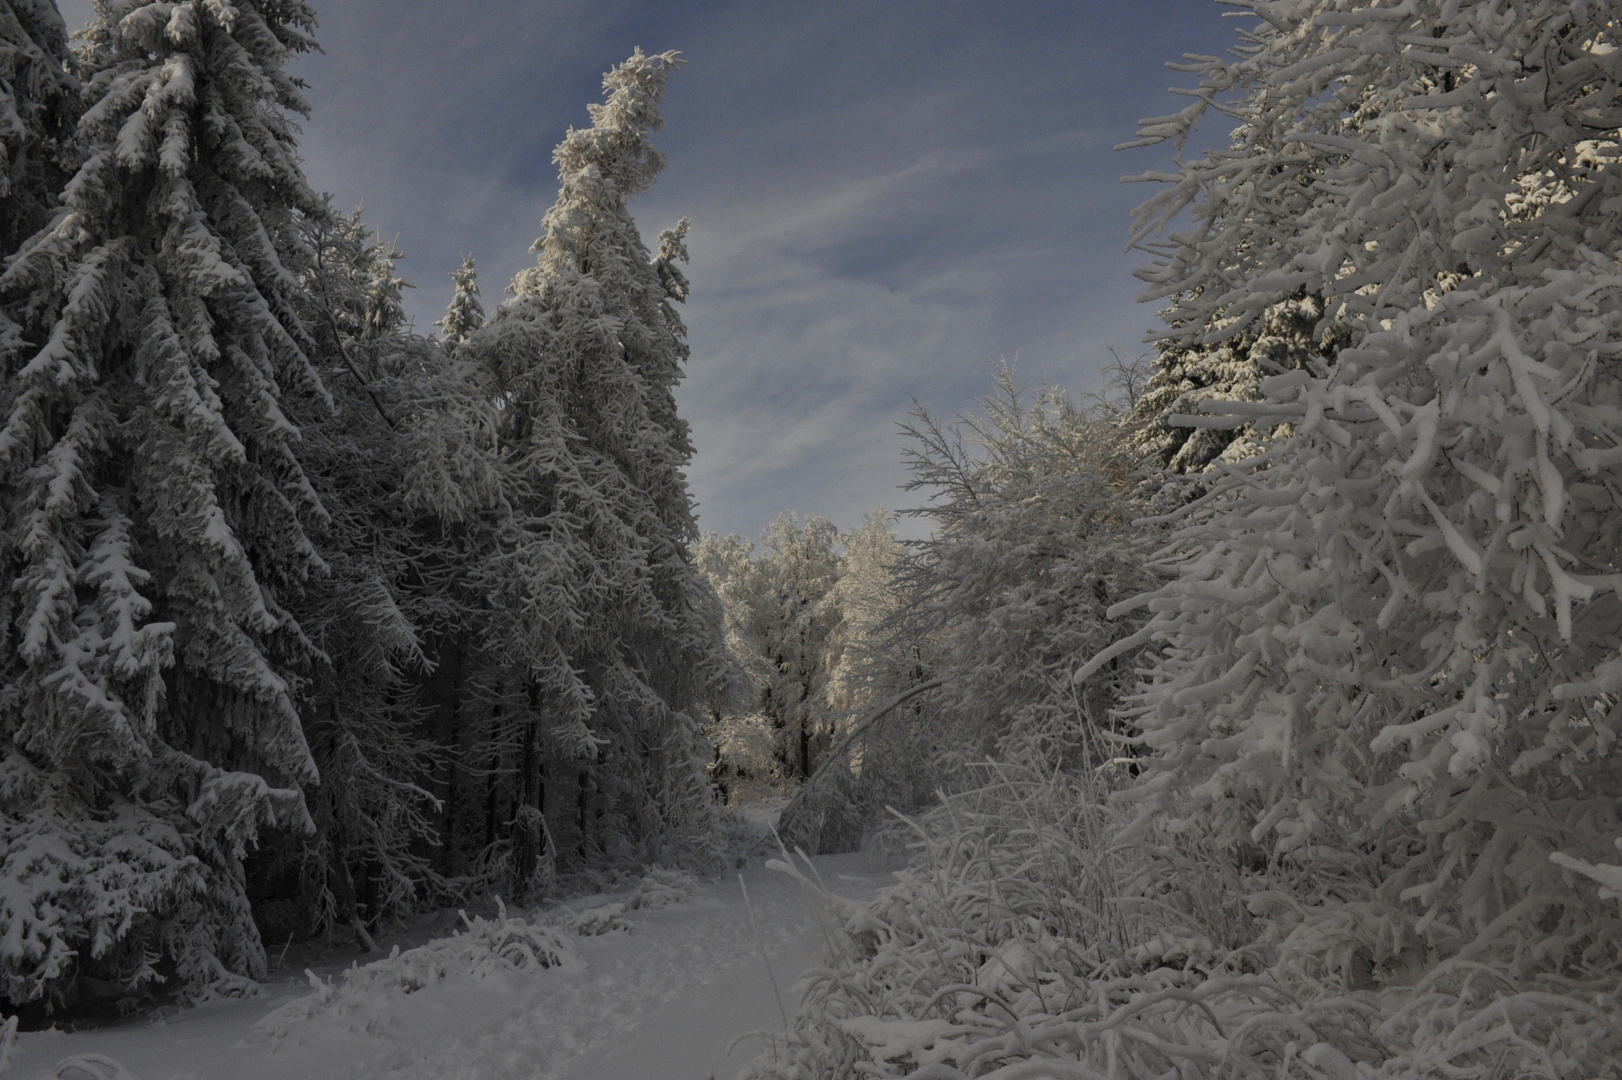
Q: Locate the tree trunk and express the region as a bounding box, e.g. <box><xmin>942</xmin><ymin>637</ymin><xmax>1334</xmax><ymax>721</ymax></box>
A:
<box><xmin>577</xmin><ymin>770</ymin><xmax>590</xmax><ymax>860</ymax></box>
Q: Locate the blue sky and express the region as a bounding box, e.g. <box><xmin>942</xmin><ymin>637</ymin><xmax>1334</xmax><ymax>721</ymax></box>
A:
<box><xmin>58</xmin><ymin>0</ymin><xmax>1237</xmax><ymax>540</ymax></box>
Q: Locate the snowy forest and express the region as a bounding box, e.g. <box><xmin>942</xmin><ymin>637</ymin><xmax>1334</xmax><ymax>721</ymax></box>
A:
<box><xmin>4</xmin><ymin>0</ymin><xmax>1622</xmax><ymax>1078</ymax></box>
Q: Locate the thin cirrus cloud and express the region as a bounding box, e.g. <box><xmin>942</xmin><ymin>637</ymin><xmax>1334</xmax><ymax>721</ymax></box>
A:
<box><xmin>52</xmin><ymin>0</ymin><xmax>1236</xmax><ymax>541</ymax></box>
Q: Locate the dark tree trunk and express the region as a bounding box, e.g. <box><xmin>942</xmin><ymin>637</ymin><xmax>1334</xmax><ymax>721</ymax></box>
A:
<box><xmin>577</xmin><ymin>770</ymin><xmax>590</xmax><ymax>860</ymax></box>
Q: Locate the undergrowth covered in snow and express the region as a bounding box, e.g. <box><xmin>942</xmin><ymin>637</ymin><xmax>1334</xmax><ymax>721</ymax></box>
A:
<box><xmin>250</xmin><ymin>900</ymin><xmax>576</xmax><ymax>1045</ymax></box>
<box><xmin>745</xmin><ymin>769</ymin><xmax>1622</xmax><ymax>1079</ymax></box>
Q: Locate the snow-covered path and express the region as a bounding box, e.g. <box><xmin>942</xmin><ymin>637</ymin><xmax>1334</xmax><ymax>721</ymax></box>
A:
<box><xmin>8</xmin><ymin>853</ymin><xmax>894</xmax><ymax>1080</ymax></box>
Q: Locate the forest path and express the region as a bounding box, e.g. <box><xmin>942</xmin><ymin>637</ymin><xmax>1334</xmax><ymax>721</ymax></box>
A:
<box><xmin>7</xmin><ymin>851</ymin><xmax>895</xmax><ymax>1080</ymax></box>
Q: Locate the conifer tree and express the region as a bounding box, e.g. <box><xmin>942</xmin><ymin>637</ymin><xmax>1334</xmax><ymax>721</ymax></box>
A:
<box><xmin>0</xmin><ymin>0</ymin><xmax>75</xmax><ymax>257</ymax></box>
<box><xmin>436</xmin><ymin>254</ymin><xmax>483</xmax><ymax>344</ymax></box>
<box><xmin>0</xmin><ymin>0</ymin><xmax>329</xmax><ymax>1003</ymax></box>
<box><xmin>268</xmin><ymin>205</ymin><xmax>452</xmax><ymax>949</ymax></box>
<box><xmin>465</xmin><ymin>48</ymin><xmax>729</xmax><ymax>889</ymax></box>
<box><xmin>1129</xmin><ymin>293</ymin><xmax>1344</xmax><ymax>505</ymax></box>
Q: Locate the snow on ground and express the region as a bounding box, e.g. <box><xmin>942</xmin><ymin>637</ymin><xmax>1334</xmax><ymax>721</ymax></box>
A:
<box><xmin>7</xmin><ymin>851</ymin><xmax>895</xmax><ymax>1080</ymax></box>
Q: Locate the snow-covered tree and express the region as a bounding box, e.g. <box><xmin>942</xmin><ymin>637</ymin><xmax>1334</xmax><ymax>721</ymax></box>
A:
<box><xmin>1080</xmin><ymin>0</ymin><xmax>1622</xmax><ymax>1068</ymax></box>
<box><xmin>690</xmin><ymin>530</ymin><xmax>772</xmax><ymax>802</ymax></box>
<box><xmin>262</xmin><ymin>205</ymin><xmax>456</xmax><ymax>950</ymax></box>
<box><xmin>0</xmin><ymin>0</ymin><xmax>329</xmax><ymax>1004</ymax></box>
<box><xmin>436</xmin><ymin>254</ymin><xmax>482</xmax><ymax>344</ymax></box>
<box><xmin>1130</xmin><ymin>293</ymin><xmax>1346</xmax><ymax>508</ymax></box>
<box><xmin>696</xmin><ymin>515</ymin><xmax>847</xmax><ymax>785</ymax></box>
<box><xmin>901</xmin><ymin>366</ymin><xmax>1158</xmax><ymax>767</ymax></box>
<box><xmin>0</xmin><ymin>0</ymin><xmax>75</xmax><ymax>257</ymax></box>
<box><xmin>748</xmin><ymin>514</ymin><xmax>844</xmax><ymax>781</ymax></box>
<box><xmin>826</xmin><ymin>509</ymin><xmax>913</xmax><ymax>717</ymax></box>
<box><xmin>462</xmin><ymin>48</ymin><xmax>729</xmax><ymax>891</ymax></box>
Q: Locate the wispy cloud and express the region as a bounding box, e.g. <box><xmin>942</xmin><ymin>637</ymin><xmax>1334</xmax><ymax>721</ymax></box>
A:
<box><xmin>53</xmin><ymin>0</ymin><xmax>1237</xmax><ymax>540</ymax></box>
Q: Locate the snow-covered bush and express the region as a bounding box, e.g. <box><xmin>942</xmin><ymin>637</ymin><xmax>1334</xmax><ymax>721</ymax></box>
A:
<box><xmin>746</xmin><ymin>770</ymin><xmax>1287</xmax><ymax>1080</ymax></box>
<box><xmin>251</xmin><ymin>899</ymin><xmax>575</xmax><ymax>1045</ymax></box>
<box><xmin>775</xmin><ymin>368</ymin><xmax>1159</xmax><ymax>854</ymax></box>
<box><xmin>565</xmin><ymin>902</ymin><xmax>630</xmax><ymax>936</ymax></box>
<box><xmin>896</xmin><ymin>365</ymin><xmax>1159</xmax><ymax>767</ymax></box>
<box><xmin>39</xmin><ymin>1055</ymin><xmax>140</xmax><ymax>1080</ymax></box>
<box><xmin>751</xmin><ymin>767</ymin><xmax>1622</xmax><ymax>1080</ymax></box>
<box><xmin>627</xmin><ymin>865</ymin><xmax>698</xmax><ymax>910</ymax></box>
<box><xmin>758</xmin><ymin>3</ymin><xmax>1622</xmax><ymax>1077</ymax></box>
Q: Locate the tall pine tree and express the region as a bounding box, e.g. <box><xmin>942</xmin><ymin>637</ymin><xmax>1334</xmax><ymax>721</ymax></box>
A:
<box><xmin>0</xmin><ymin>0</ymin><xmax>329</xmax><ymax>1004</ymax></box>
<box><xmin>436</xmin><ymin>254</ymin><xmax>483</xmax><ymax>344</ymax></box>
<box><xmin>463</xmin><ymin>48</ymin><xmax>729</xmax><ymax>892</ymax></box>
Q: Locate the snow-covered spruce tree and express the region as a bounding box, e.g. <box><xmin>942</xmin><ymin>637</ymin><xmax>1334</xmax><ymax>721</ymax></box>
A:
<box><xmin>1129</xmin><ymin>293</ymin><xmax>1347</xmax><ymax>508</ymax></box>
<box><xmin>1069</xmin><ymin>0</ymin><xmax>1622</xmax><ymax>1071</ymax></box>
<box><xmin>0</xmin><ymin>0</ymin><xmax>329</xmax><ymax>1005</ymax></box>
<box><xmin>0</xmin><ymin>0</ymin><xmax>76</xmax><ymax>257</ymax></box>
<box><xmin>462</xmin><ymin>49</ymin><xmax>729</xmax><ymax>892</ymax></box>
<box><xmin>261</xmin><ymin>205</ymin><xmax>455</xmax><ymax>950</ymax></box>
<box><xmin>436</xmin><ymin>254</ymin><xmax>483</xmax><ymax>345</ymax></box>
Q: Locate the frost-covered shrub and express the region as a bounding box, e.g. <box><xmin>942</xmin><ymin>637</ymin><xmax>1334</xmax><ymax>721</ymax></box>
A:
<box><xmin>758</xmin><ymin>4</ymin><xmax>1622</xmax><ymax>1073</ymax></box>
<box><xmin>749</xmin><ymin>767</ymin><xmax>1622</xmax><ymax>1080</ymax></box>
<box><xmin>778</xmin><ymin>0</ymin><xmax>1622</xmax><ymax>1074</ymax></box>
<box><xmin>251</xmin><ymin>899</ymin><xmax>575</xmax><ymax>1045</ymax></box>
<box><xmin>746</xmin><ymin>771</ymin><xmax>1275</xmax><ymax>1080</ymax></box>
<box><xmin>896</xmin><ymin>366</ymin><xmax>1159</xmax><ymax>767</ymax></box>
<box><xmin>40</xmin><ymin>1055</ymin><xmax>140</xmax><ymax>1080</ymax></box>
<box><xmin>627</xmin><ymin>865</ymin><xmax>698</xmax><ymax>911</ymax></box>
<box><xmin>566</xmin><ymin>902</ymin><xmax>630</xmax><ymax>936</ymax></box>
<box><xmin>776</xmin><ymin>369</ymin><xmax>1159</xmax><ymax>855</ymax></box>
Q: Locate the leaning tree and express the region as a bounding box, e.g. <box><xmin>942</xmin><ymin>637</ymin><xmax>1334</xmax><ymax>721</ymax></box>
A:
<box><xmin>461</xmin><ymin>49</ymin><xmax>731</xmax><ymax>894</ymax></box>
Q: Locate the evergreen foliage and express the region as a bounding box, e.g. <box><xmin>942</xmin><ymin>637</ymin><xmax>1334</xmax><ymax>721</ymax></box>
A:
<box><xmin>436</xmin><ymin>254</ymin><xmax>482</xmax><ymax>345</ymax></box>
<box><xmin>0</xmin><ymin>0</ymin><xmax>332</xmax><ymax>1005</ymax></box>
<box><xmin>1130</xmin><ymin>294</ymin><xmax>1346</xmax><ymax>509</ymax></box>
<box><xmin>0</xmin><ymin>0</ymin><xmax>75</xmax><ymax>257</ymax></box>
<box><xmin>457</xmin><ymin>47</ymin><xmax>729</xmax><ymax>895</ymax></box>
<box><xmin>0</xmin><ymin>18</ymin><xmax>727</xmax><ymax>1011</ymax></box>
<box><xmin>271</xmin><ymin>204</ymin><xmax>451</xmax><ymax>948</ymax></box>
